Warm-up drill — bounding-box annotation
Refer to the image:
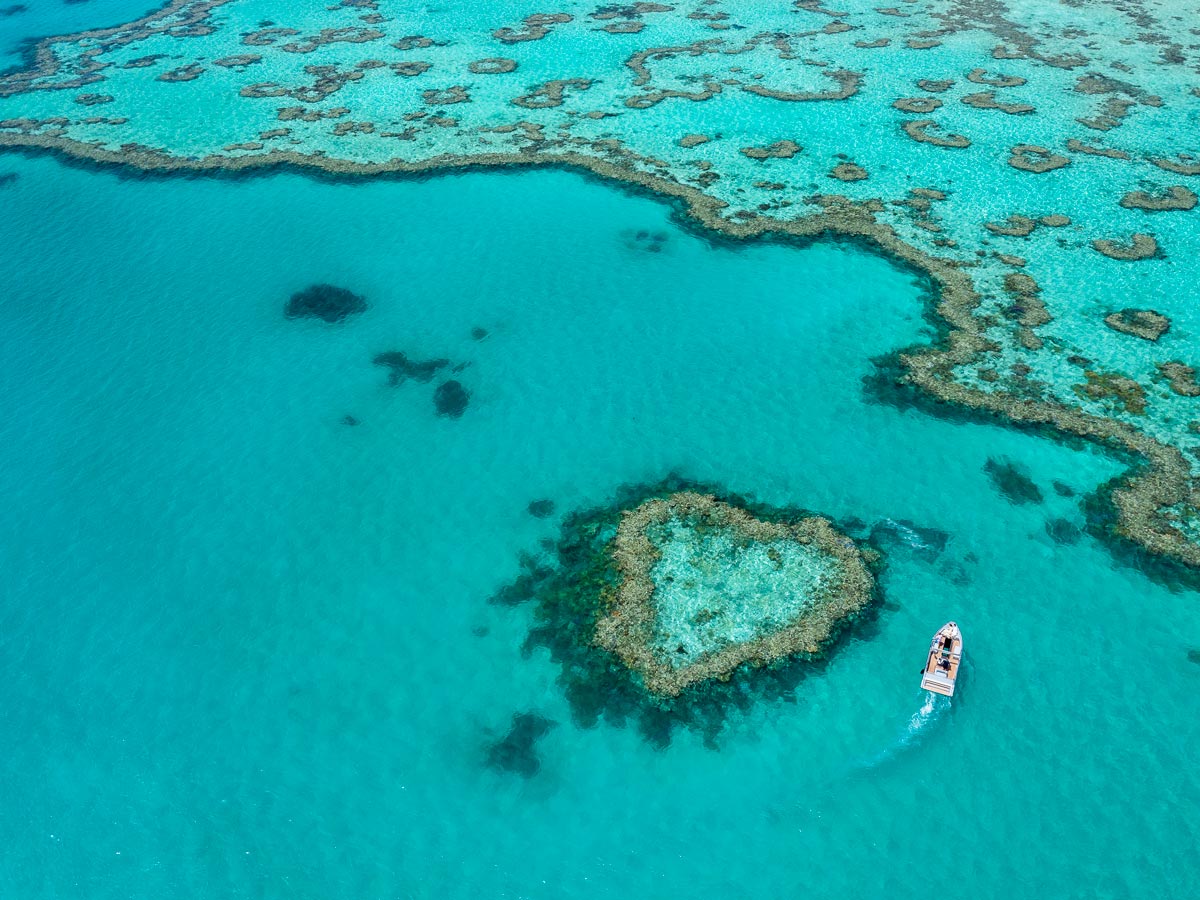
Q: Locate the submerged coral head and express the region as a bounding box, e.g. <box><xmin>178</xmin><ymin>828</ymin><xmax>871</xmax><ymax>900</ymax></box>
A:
<box><xmin>284</xmin><ymin>283</ymin><xmax>367</xmax><ymax>323</ymax></box>
<box><xmin>596</xmin><ymin>492</ymin><xmax>874</xmax><ymax>697</ymax></box>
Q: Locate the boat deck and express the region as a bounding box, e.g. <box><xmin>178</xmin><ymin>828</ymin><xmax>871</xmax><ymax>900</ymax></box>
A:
<box><xmin>921</xmin><ymin>645</ymin><xmax>960</xmax><ymax>696</ymax></box>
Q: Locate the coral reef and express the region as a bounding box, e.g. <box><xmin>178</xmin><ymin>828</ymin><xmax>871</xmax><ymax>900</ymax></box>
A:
<box><xmin>485</xmin><ymin>712</ymin><xmax>556</xmax><ymax>778</ymax></box>
<box><xmin>284</xmin><ymin>283</ymin><xmax>366</xmax><ymax>323</ymax></box>
<box><xmin>983</xmin><ymin>457</ymin><xmax>1044</xmax><ymax>505</ymax></box>
<box><xmin>372</xmin><ymin>351</ymin><xmax>450</xmax><ymax>385</ymax></box>
<box><xmin>492</xmin><ymin>478</ymin><xmax>880</xmax><ymax>746</ymax></box>
<box><xmin>1104</xmin><ymin>309</ymin><xmax>1171</xmax><ymax>342</ymax></box>
<box><xmin>434</xmin><ymin>379</ymin><xmax>470</xmax><ymax>417</ymax></box>
<box><xmin>595</xmin><ymin>492</ymin><xmax>874</xmax><ymax>696</ymax></box>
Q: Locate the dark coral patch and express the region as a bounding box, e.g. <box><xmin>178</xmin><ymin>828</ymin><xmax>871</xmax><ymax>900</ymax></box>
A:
<box><xmin>372</xmin><ymin>351</ymin><xmax>450</xmax><ymax>385</ymax></box>
<box><xmin>1045</xmin><ymin>518</ymin><xmax>1082</xmax><ymax>544</ymax></box>
<box><xmin>527</xmin><ymin>499</ymin><xmax>556</xmax><ymax>518</ymax></box>
<box><xmin>984</xmin><ymin>457</ymin><xmax>1044</xmax><ymax>505</ymax></box>
<box><xmin>434</xmin><ymin>379</ymin><xmax>470</xmax><ymax>417</ymax></box>
<box><xmin>284</xmin><ymin>283</ymin><xmax>367</xmax><ymax>323</ymax></box>
<box><xmin>486</xmin><ymin>712</ymin><xmax>557</xmax><ymax>777</ymax></box>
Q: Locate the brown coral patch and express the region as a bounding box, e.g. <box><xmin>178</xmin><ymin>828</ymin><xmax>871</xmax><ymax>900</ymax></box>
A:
<box><xmin>422</xmin><ymin>86</ymin><xmax>470</xmax><ymax>105</ymax></box>
<box><xmin>1119</xmin><ymin>186</ymin><xmax>1197</xmax><ymax>212</ymax></box>
<box><xmin>893</xmin><ymin>96</ymin><xmax>942</xmax><ymax>113</ymax></box>
<box><xmin>512</xmin><ymin>79</ymin><xmax>591</xmax><ymax>109</ymax></box>
<box><xmin>391</xmin><ymin>61</ymin><xmax>431</xmax><ymax>76</ymax></box>
<box><xmin>742</xmin><ymin>69</ymin><xmax>860</xmax><ymax>102</ymax></box>
<box><xmin>985</xmin><ymin>214</ymin><xmax>1036</xmax><ymax>237</ymax></box>
<box><xmin>960</xmin><ymin>91</ymin><xmax>1034</xmax><ymax>114</ymax></box>
<box><xmin>1157</xmin><ymin>363</ymin><xmax>1200</xmax><ymax>397</ymax></box>
<box><xmin>242</xmin><ymin>27</ymin><xmax>298</xmax><ymax>47</ymax></box>
<box><xmin>1104</xmin><ymin>308</ymin><xmax>1171</xmax><ymax>341</ymax></box>
<box><xmin>1092</xmin><ymin>234</ymin><xmax>1159</xmax><ymax>261</ymax></box>
<box><xmin>1150</xmin><ymin>155</ymin><xmax>1200</xmax><ymax>176</ymax></box>
<box><xmin>1074</xmin><ymin>371</ymin><xmax>1148</xmax><ymax>416</ymax></box>
<box><xmin>280</xmin><ymin>27</ymin><xmax>384</xmax><ymax>54</ymax></box>
<box><xmin>602</xmin><ymin>21</ymin><xmax>645</xmax><ymax>34</ymax></box>
<box><xmin>214</xmin><ymin>54</ymin><xmax>261</xmax><ymax>69</ymax></box>
<box><xmin>468</xmin><ymin>57</ymin><xmax>517</xmax><ymax>75</ymax></box>
<box><xmin>1007</xmin><ymin>145</ymin><xmax>1069</xmax><ymax>173</ymax></box>
<box><xmin>392</xmin><ymin>35</ymin><xmax>434</xmax><ymax>50</ymax></box>
<box><xmin>1066</xmin><ymin>138</ymin><xmax>1129</xmax><ymax>160</ymax></box>
<box><xmin>966</xmin><ymin>68</ymin><xmax>1025</xmax><ymax>87</ymax></box>
<box><xmin>741</xmin><ymin>140</ymin><xmax>801</xmax><ymax>160</ymax></box>
<box><xmin>830</xmin><ymin>162</ymin><xmax>868</xmax><ymax>181</ymax></box>
<box><xmin>157</xmin><ymin>64</ymin><xmax>204</xmax><ymax>83</ymax></box>
<box><xmin>678</xmin><ymin>133</ymin><xmax>710</xmax><ymax>148</ymax></box>
<box><xmin>917</xmin><ymin>79</ymin><xmax>953</xmax><ymax>92</ymax></box>
<box><xmin>902</xmin><ymin>119</ymin><xmax>969</xmax><ymax>148</ymax></box>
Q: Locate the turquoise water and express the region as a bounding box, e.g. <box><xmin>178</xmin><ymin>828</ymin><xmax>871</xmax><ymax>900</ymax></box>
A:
<box><xmin>2</xmin><ymin>154</ymin><xmax>1198</xmax><ymax>899</ymax></box>
<box><xmin>1</xmin><ymin>2</ymin><xmax>1199</xmax><ymax>898</ymax></box>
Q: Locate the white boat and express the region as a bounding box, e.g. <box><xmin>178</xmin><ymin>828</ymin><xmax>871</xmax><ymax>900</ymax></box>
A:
<box><xmin>920</xmin><ymin>622</ymin><xmax>963</xmax><ymax>697</ymax></box>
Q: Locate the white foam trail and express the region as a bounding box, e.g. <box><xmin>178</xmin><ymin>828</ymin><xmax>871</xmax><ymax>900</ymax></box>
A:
<box><xmin>881</xmin><ymin>518</ymin><xmax>925</xmax><ymax>550</ymax></box>
<box><xmin>850</xmin><ymin>692</ymin><xmax>950</xmax><ymax>773</ymax></box>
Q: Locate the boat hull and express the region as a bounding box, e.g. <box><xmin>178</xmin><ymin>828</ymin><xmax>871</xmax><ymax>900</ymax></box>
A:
<box><xmin>920</xmin><ymin>622</ymin><xmax>963</xmax><ymax>697</ymax></box>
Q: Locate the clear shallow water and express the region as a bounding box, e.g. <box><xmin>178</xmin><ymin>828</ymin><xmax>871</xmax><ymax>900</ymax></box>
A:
<box><xmin>648</xmin><ymin>516</ymin><xmax>837</xmax><ymax>665</ymax></box>
<box><xmin>1</xmin><ymin>151</ymin><xmax>1198</xmax><ymax>899</ymax></box>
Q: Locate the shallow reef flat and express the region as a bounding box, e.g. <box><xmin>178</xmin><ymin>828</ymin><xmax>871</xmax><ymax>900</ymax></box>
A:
<box><xmin>3</xmin><ymin>0</ymin><xmax>1200</xmax><ymax>567</ymax></box>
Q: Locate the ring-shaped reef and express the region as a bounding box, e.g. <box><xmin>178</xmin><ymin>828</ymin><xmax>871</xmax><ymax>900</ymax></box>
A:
<box><xmin>493</xmin><ymin>479</ymin><xmax>882</xmax><ymax>748</ymax></box>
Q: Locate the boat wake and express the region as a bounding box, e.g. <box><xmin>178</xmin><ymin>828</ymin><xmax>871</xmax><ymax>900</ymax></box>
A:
<box><xmin>850</xmin><ymin>692</ymin><xmax>951</xmax><ymax>773</ymax></box>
